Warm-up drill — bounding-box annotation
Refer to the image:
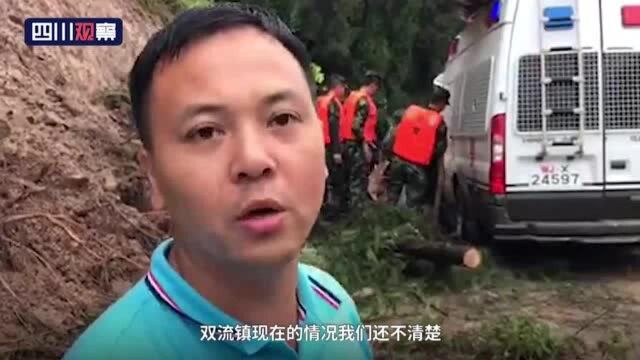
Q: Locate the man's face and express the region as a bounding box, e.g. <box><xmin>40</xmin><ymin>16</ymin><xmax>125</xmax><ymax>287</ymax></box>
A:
<box><xmin>140</xmin><ymin>27</ymin><xmax>326</xmax><ymax>269</ymax></box>
<box><xmin>367</xmin><ymin>83</ymin><xmax>380</xmax><ymax>96</ymax></box>
<box><xmin>334</xmin><ymin>84</ymin><xmax>346</xmax><ymax>100</ymax></box>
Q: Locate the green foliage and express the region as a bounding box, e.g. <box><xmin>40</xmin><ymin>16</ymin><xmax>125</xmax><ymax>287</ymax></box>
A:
<box><xmin>303</xmin><ymin>203</ymin><xmax>525</xmax><ymax>325</ymax></box>
<box><xmin>310</xmin><ymin>62</ymin><xmax>325</xmax><ymax>85</ymax></box>
<box><xmin>145</xmin><ymin>0</ymin><xmax>463</xmax><ymax>110</ymax></box>
<box><xmin>473</xmin><ymin>316</ymin><xmax>576</xmax><ymax>360</ymax></box>
<box><xmin>301</xmin><ymin>204</ymin><xmax>503</xmax><ymax>323</ymax></box>
<box><xmin>177</xmin><ymin>0</ymin><xmax>212</xmax><ymax>7</ymax></box>
<box><xmin>302</xmin><ymin>204</ymin><xmax>427</xmax><ymax>320</ymax></box>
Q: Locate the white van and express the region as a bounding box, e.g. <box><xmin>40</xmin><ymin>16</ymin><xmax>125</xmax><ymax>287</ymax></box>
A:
<box><xmin>438</xmin><ymin>0</ymin><xmax>640</xmax><ymax>243</ymax></box>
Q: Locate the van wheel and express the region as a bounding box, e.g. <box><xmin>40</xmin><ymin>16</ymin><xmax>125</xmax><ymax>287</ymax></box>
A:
<box><xmin>437</xmin><ymin>200</ymin><xmax>458</xmax><ymax>234</ymax></box>
<box><xmin>454</xmin><ymin>186</ymin><xmax>482</xmax><ymax>244</ymax></box>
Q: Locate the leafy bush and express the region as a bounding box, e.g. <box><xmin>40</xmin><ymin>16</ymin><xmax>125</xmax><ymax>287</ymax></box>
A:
<box><xmin>302</xmin><ymin>204</ymin><xmax>441</xmax><ymax>320</ymax></box>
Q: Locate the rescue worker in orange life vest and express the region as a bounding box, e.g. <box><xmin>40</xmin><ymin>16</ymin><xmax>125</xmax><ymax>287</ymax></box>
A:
<box><xmin>315</xmin><ymin>74</ymin><xmax>347</xmax><ymax>214</ymax></box>
<box><xmin>340</xmin><ymin>71</ymin><xmax>382</xmax><ymax>207</ymax></box>
<box><xmin>380</xmin><ymin>87</ymin><xmax>450</xmax><ymax>210</ymax></box>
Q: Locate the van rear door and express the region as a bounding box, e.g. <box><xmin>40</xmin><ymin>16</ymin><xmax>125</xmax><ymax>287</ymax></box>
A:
<box><xmin>505</xmin><ymin>0</ymin><xmax>605</xmax><ymax>221</ymax></box>
<box><xmin>600</xmin><ymin>1</ymin><xmax>640</xmax><ymax>217</ymax></box>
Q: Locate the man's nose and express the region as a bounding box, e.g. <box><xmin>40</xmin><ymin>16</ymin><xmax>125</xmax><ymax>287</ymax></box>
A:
<box><xmin>230</xmin><ymin>131</ymin><xmax>275</xmax><ymax>183</ymax></box>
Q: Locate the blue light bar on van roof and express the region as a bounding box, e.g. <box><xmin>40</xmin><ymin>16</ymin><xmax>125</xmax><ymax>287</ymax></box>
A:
<box><xmin>544</xmin><ymin>6</ymin><xmax>575</xmax><ymax>30</ymax></box>
<box><xmin>489</xmin><ymin>0</ymin><xmax>501</xmax><ymax>23</ymax></box>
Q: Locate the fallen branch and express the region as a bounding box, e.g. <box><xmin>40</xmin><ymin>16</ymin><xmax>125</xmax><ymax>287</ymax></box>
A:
<box><xmin>393</xmin><ymin>241</ymin><xmax>482</xmax><ymax>269</ymax></box>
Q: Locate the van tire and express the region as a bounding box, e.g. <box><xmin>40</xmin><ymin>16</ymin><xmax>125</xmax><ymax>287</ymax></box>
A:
<box><xmin>454</xmin><ymin>185</ymin><xmax>482</xmax><ymax>245</ymax></box>
<box><xmin>438</xmin><ymin>200</ymin><xmax>458</xmax><ymax>234</ymax></box>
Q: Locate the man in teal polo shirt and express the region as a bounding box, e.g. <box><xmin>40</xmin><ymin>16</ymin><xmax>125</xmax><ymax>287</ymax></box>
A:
<box><xmin>64</xmin><ymin>3</ymin><xmax>372</xmax><ymax>359</ymax></box>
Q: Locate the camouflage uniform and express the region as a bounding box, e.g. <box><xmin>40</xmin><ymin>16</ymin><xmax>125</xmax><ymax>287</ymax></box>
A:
<box><xmin>374</xmin><ymin>98</ymin><xmax>390</xmax><ymax>164</ymax></box>
<box><xmin>344</xmin><ymin>98</ymin><xmax>371</xmax><ymax>208</ymax></box>
<box><xmin>381</xmin><ymin>108</ymin><xmax>448</xmax><ymax>210</ymax></box>
<box><xmin>324</xmin><ymin>99</ymin><xmax>347</xmax><ymax>214</ymax></box>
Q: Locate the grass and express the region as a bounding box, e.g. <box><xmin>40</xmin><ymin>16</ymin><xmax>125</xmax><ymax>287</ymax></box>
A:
<box><xmin>371</xmin><ymin>315</ymin><xmax>588</xmax><ymax>360</ymax></box>
<box><xmin>473</xmin><ymin>316</ymin><xmax>581</xmax><ymax>359</ymax></box>
<box><xmin>302</xmin><ymin>204</ymin><xmax>636</xmax><ymax>358</ymax></box>
<box><xmin>303</xmin><ymin>204</ymin><xmax>495</xmax><ymax>321</ymax></box>
<box><xmin>303</xmin><ymin>204</ymin><xmax>532</xmax><ymax>321</ymax></box>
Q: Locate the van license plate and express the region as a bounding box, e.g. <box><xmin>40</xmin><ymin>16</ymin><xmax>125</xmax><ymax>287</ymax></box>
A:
<box><xmin>531</xmin><ymin>164</ymin><xmax>581</xmax><ymax>186</ymax></box>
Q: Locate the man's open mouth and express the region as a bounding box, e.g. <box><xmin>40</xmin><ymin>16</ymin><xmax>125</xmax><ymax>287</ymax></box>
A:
<box><xmin>240</xmin><ymin>207</ymin><xmax>281</xmax><ymax>219</ymax></box>
<box><xmin>237</xmin><ymin>200</ymin><xmax>285</xmax><ymax>220</ymax></box>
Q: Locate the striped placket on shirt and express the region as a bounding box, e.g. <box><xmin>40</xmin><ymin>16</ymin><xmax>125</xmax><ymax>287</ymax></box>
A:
<box><xmin>308</xmin><ymin>276</ymin><xmax>342</xmax><ymax>310</ymax></box>
<box><xmin>145</xmin><ymin>271</ymin><xmax>308</xmax><ymax>325</ymax></box>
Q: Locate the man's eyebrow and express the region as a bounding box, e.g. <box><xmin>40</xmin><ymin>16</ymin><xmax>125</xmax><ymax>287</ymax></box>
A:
<box><xmin>178</xmin><ymin>104</ymin><xmax>226</xmax><ymax>123</ymax></box>
<box><xmin>261</xmin><ymin>90</ymin><xmax>301</xmax><ymax>106</ymax></box>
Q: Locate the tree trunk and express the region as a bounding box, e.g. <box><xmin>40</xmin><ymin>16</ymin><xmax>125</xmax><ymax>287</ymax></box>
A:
<box><xmin>393</xmin><ymin>241</ymin><xmax>482</xmax><ymax>269</ymax></box>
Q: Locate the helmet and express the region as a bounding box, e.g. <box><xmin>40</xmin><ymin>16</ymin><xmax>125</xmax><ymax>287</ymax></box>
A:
<box><xmin>432</xmin><ymin>73</ymin><xmax>451</xmax><ymax>105</ymax></box>
<box><xmin>433</xmin><ymin>73</ymin><xmax>449</xmax><ymax>90</ymax></box>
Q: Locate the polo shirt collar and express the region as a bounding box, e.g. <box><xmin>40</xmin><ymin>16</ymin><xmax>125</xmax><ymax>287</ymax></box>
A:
<box><xmin>147</xmin><ymin>239</ymin><xmax>313</xmax><ymax>355</ymax></box>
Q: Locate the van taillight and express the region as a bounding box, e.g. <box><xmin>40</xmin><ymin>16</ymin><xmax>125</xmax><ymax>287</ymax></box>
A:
<box><xmin>622</xmin><ymin>5</ymin><xmax>640</xmax><ymax>27</ymax></box>
<box><xmin>447</xmin><ymin>37</ymin><xmax>459</xmax><ymax>60</ymax></box>
<box><xmin>489</xmin><ymin>113</ymin><xmax>506</xmax><ymax>195</ymax></box>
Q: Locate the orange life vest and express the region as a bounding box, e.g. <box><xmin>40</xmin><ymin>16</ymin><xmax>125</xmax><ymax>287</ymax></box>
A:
<box><xmin>340</xmin><ymin>90</ymin><xmax>378</xmax><ymax>143</ymax></box>
<box><xmin>392</xmin><ymin>105</ymin><xmax>443</xmax><ymax>166</ymax></box>
<box><xmin>316</xmin><ymin>91</ymin><xmax>342</xmax><ymax>144</ymax></box>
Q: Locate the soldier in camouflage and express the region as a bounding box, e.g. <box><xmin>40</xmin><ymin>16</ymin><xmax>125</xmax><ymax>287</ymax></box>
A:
<box><xmin>316</xmin><ymin>74</ymin><xmax>347</xmax><ymax>217</ymax></box>
<box><xmin>380</xmin><ymin>88</ymin><xmax>450</xmax><ymax>210</ymax></box>
<box><xmin>374</xmin><ymin>97</ymin><xmax>390</xmax><ymax>165</ymax></box>
<box><xmin>340</xmin><ymin>71</ymin><xmax>383</xmax><ymax>209</ymax></box>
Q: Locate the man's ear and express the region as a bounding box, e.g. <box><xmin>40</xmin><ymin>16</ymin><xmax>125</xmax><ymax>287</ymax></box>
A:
<box><xmin>138</xmin><ymin>148</ymin><xmax>166</xmax><ymax>211</ymax></box>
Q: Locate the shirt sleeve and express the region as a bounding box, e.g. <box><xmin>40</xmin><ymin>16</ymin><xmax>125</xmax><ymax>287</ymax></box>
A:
<box><xmin>352</xmin><ymin>98</ymin><xmax>369</xmax><ymax>141</ymax></box>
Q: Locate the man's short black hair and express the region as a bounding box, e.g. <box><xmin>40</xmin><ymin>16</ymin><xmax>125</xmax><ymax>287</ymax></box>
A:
<box><xmin>364</xmin><ymin>70</ymin><xmax>382</xmax><ymax>87</ymax></box>
<box><xmin>327</xmin><ymin>74</ymin><xmax>345</xmax><ymax>89</ymax></box>
<box><xmin>129</xmin><ymin>2</ymin><xmax>313</xmax><ymax>149</ymax></box>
